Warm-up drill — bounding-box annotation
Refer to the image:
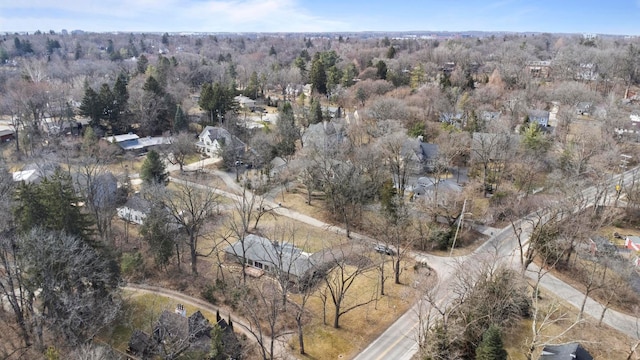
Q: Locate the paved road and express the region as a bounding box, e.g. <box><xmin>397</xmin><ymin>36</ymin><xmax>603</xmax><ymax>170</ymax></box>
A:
<box><xmin>355</xmin><ymin>168</ymin><xmax>640</xmax><ymax>360</ymax></box>
<box><xmin>169</xmin><ymin>160</ymin><xmax>640</xmax><ymax>359</ymax></box>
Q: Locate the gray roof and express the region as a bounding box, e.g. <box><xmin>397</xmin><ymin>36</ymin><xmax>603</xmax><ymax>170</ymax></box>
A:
<box><xmin>302</xmin><ymin>119</ymin><xmax>346</xmax><ymax>150</ymax></box>
<box><xmin>198</xmin><ymin>126</ymin><xmax>245</xmax><ymax>150</ymax></box>
<box><xmin>224</xmin><ymin>234</ymin><xmax>314</xmax><ymax>278</ymax></box>
<box><xmin>540</xmin><ymin>343</ymin><xmax>593</xmax><ymax>360</ymax></box>
<box><xmin>122</xmin><ymin>194</ymin><xmax>152</xmax><ymax>213</ymax></box>
<box><xmin>412</xmin><ymin>178</ymin><xmax>462</xmax><ymax>198</ymax></box>
<box><xmin>419</xmin><ymin>143</ymin><xmax>439</xmax><ymax>161</ymax></box>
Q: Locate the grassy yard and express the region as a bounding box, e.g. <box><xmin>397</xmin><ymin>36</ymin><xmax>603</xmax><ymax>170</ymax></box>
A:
<box><xmin>503</xmin><ymin>288</ymin><xmax>635</xmax><ymax>359</ymax></box>
<box><xmin>288</xmin><ymin>261</ymin><xmax>433</xmax><ymax>359</ymax></box>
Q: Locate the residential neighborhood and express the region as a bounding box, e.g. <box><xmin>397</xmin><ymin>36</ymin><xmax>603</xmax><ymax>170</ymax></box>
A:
<box><xmin>2</xmin><ymin>3</ymin><xmax>640</xmax><ymax>360</ymax></box>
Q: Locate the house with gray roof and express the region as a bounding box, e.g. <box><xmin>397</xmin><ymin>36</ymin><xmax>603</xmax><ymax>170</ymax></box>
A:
<box><xmin>528</xmin><ymin>110</ymin><xmax>550</xmax><ymax>127</ymax></box>
<box><xmin>224</xmin><ymin>234</ymin><xmax>315</xmax><ymax>282</ymax></box>
<box><xmin>576</xmin><ymin>102</ymin><xmax>593</xmax><ymax>116</ymax></box>
<box><xmin>540</xmin><ymin>342</ymin><xmax>593</xmax><ymax>360</ymax></box>
<box><xmin>196</xmin><ymin>126</ymin><xmax>245</xmax><ymax>158</ymax></box>
<box><xmin>302</xmin><ymin>119</ymin><xmax>346</xmax><ymax>152</ymax></box>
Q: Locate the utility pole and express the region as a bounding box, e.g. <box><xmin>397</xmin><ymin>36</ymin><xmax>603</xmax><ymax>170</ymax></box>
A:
<box><xmin>450</xmin><ymin>199</ymin><xmax>468</xmax><ymax>257</ymax></box>
<box><xmin>616</xmin><ymin>154</ymin><xmax>632</xmax><ymax>207</ymax></box>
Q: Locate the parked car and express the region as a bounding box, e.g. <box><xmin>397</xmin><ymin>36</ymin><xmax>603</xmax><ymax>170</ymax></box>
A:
<box><xmin>374</xmin><ymin>244</ymin><xmax>394</xmax><ymax>255</ymax></box>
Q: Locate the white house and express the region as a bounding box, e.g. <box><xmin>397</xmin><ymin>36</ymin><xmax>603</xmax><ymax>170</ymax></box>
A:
<box><xmin>196</xmin><ymin>126</ymin><xmax>245</xmax><ymax>158</ymax></box>
<box><xmin>117</xmin><ymin>195</ymin><xmax>151</xmax><ymax>225</ymax></box>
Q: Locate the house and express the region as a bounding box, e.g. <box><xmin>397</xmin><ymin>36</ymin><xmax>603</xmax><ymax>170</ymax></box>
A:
<box><xmin>102</xmin><ymin>133</ymin><xmax>170</xmax><ymax>152</ymax></box>
<box><xmin>576</xmin><ymin>102</ymin><xmax>593</xmax><ymax>116</ymax></box>
<box><xmin>439</xmin><ymin>112</ymin><xmax>465</xmax><ymax>126</ymax></box>
<box><xmin>0</xmin><ymin>128</ymin><xmax>15</xmax><ymax>142</ymax></box>
<box><xmin>526</xmin><ymin>61</ymin><xmax>552</xmax><ymax>78</ymax></box>
<box><xmin>196</xmin><ymin>126</ymin><xmax>245</xmax><ymax>158</ymax></box>
<box><xmin>577</xmin><ymin>63</ymin><xmax>598</xmax><ymax>81</ymax></box>
<box><xmin>12</xmin><ymin>162</ymin><xmax>58</xmax><ymax>184</ymax></box>
<box><xmin>479</xmin><ymin>111</ymin><xmax>501</xmax><ymax>124</ymax></box>
<box><xmin>528</xmin><ymin>110</ymin><xmax>550</xmax><ymax>127</ymax></box>
<box><xmin>441</xmin><ymin>62</ymin><xmax>456</xmax><ymax>74</ymax></box>
<box><xmin>411</xmin><ymin>177</ymin><xmax>462</xmax><ymax>204</ymax></box>
<box><xmin>117</xmin><ymin>194</ymin><xmax>151</xmax><ymax>225</ymax></box>
<box><xmin>269</xmin><ymin>156</ymin><xmax>287</xmax><ymax>178</ymax></box>
<box><xmin>539</xmin><ymin>342</ymin><xmax>593</xmax><ymax>360</ymax></box>
<box><xmin>301</xmin><ymin>119</ymin><xmax>346</xmax><ymax>151</ymax></box>
<box><xmin>415</xmin><ymin>141</ymin><xmax>438</xmax><ymax>172</ymax></box>
<box><xmin>128</xmin><ymin>304</ymin><xmax>240</xmax><ymax>359</ymax></box>
<box><xmin>235</xmin><ymin>95</ymin><xmax>256</xmax><ymax>109</ymax></box>
<box><xmin>224</xmin><ymin>234</ymin><xmax>315</xmax><ymax>283</ymax></box>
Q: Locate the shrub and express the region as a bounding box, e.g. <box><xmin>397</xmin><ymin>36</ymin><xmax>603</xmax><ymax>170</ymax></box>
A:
<box><xmin>201</xmin><ymin>284</ymin><xmax>217</xmax><ymax>304</ymax></box>
<box><xmin>120</xmin><ymin>252</ymin><xmax>144</xmax><ymax>278</ymax></box>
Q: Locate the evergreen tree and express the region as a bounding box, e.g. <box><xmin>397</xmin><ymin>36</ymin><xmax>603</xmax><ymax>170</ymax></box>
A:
<box><xmin>386</xmin><ymin>46</ymin><xmax>397</xmax><ymax>59</ymax></box>
<box><xmin>294</xmin><ymin>56</ymin><xmax>307</xmax><ymax>81</ymax></box>
<box><xmin>14</xmin><ymin>170</ymin><xmax>94</xmax><ymax>242</ymax></box>
<box><xmin>98</xmin><ymin>83</ymin><xmax>115</xmax><ymax>131</ymax></box>
<box><xmin>376</xmin><ymin>60</ymin><xmax>388</xmax><ymax>80</ymax></box>
<box><xmin>140</xmin><ymin>205</ymin><xmax>175</xmax><ymax>270</ymax></box>
<box><xmin>112</xmin><ymin>73</ymin><xmax>129</xmax><ymax>133</ymax></box>
<box><xmin>136</xmin><ymin>54</ymin><xmax>149</xmax><ymax>75</ymax></box>
<box><xmin>140</xmin><ymin>150</ymin><xmax>167</xmax><ymax>185</ymax></box>
<box><xmin>269</xmin><ymin>45</ymin><xmax>277</xmax><ymax>56</ymax></box>
<box><xmin>275</xmin><ymin>102</ymin><xmax>298</xmax><ymax>157</ymax></box>
<box><xmin>79</xmin><ymin>86</ymin><xmax>102</xmax><ymax>127</ymax></box>
<box><xmin>246</xmin><ymin>71</ymin><xmax>260</xmax><ymax>99</ymax></box>
<box><xmin>310</xmin><ymin>53</ymin><xmax>327</xmax><ymax>95</ymax></box>
<box><xmin>199</xmin><ymin>82</ymin><xmax>236</xmax><ymax>125</ymax></box>
<box><xmin>342</xmin><ymin>63</ymin><xmax>358</xmax><ymax>87</ymax></box>
<box><xmin>173</xmin><ymin>105</ymin><xmax>188</xmax><ymax>132</ymax></box>
<box><xmin>310</xmin><ymin>98</ymin><xmax>323</xmax><ymax>124</ymax></box>
<box><xmin>476</xmin><ymin>325</ymin><xmax>507</xmax><ymax>360</ymax></box>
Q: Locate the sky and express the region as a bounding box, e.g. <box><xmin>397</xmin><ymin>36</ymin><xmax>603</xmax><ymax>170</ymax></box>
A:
<box><xmin>1</xmin><ymin>0</ymin><xmax>639</xmax><ymax>35</ymax></box>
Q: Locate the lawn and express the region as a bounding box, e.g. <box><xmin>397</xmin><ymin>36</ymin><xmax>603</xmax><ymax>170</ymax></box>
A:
<box><xmin>288</xmin><ymin>260</ymin><xmax>433</xmax><ymax>359</ymax></box>
<box><xmin>503</xmin><ymin>288</ymin><xmax>635</xmax><ymax>359</ymax></box>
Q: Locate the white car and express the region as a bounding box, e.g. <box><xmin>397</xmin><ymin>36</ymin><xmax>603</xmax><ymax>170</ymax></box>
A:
<box><xmin>374</xmin><ymin>244</ymin><xmax>394</xmax><ymax>255</ymax></box>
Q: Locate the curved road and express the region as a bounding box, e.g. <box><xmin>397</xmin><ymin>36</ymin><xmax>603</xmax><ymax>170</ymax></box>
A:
<box><xmin>169</xmin><ymin>160</ymin><xmax>640</xmax><ymax>359</ymax></box>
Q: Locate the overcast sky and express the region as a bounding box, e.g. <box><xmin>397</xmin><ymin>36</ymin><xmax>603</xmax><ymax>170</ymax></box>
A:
<box><xmin>1</xmin><ymin>0</ymin><xmax>639</xmax><ymax>35</ymax></box>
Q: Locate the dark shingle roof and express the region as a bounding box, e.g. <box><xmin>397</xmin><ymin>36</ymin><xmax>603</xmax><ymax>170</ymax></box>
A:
<box><xmin>540</xmin><ymin>342</ymin><xmax>593</xmax><ymax>360</ymax></box>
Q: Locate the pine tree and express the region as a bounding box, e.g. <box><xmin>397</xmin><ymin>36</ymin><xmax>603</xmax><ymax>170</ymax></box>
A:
<box><xmin>79</xmin><ymin>86</ymin><xmax>102</xmax><ymax>127</ymax></box>
<box><xmin>275</xmin><ymin>102</ymin><xmax>298</xmax><ymax>157</ymax></box>
<box><xmin>310</xmin><ymin>98</ymin><xmax>323</xmax><ymax>124</ymax></box>
<box><xmin>136</xmin><ymin>54</ymin><xmax>149</xmax><ymax>75</ymax></box>
<box><xmin>376</xmin><ymin>60</ymin><xmax>388</xmax><ymax>80</ymax></box>
<box><xmin>140</xmin><ymin>150</ymin><xmax>167</xmax><ymax>185</ymax></box>
<box><xmin>310</xmin><ymin>53</ymin><xmax>327</xmax><ymax>95</ymax></box>
<box><xmin>140</xmin><ymin>205</ymin><xmax>175</xmax><ymax>270</ymax></box>
<box><xmin>14</xmin><ymin>170</ymin><xmax>94</xmax><ymax>242</ymax></box>
<box><xmin>173</xmin><ymin>105</ymin><xmax>187</xmax><ymax>133</ymax></box>
<box><xmin>112</xmin><ymin>73</ymin><xmax>129</xmax><ymax>133</ymax></box>
<box><xmin>475</xmin><ymin>325</ymin><xmax>507</xmax><ymax>360</ymax></box>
